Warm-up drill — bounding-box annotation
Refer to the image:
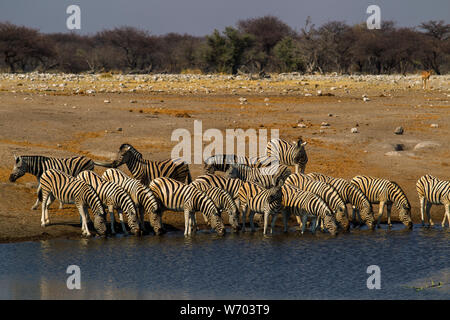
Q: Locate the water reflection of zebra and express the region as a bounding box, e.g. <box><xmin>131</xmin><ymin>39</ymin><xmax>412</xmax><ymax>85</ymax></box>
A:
<box><xmin>416</xmin><ymin>174</ymin><xmax>450</xmax><ymax>227</ymax></box>
<box><xmin>9</xmin><ymin>155</ymin><xmax>95</xmax><ymax>210</ymax></box>
<box><xmin>351</xmin><ymin>175</ymin><xmax>412</xmax><ymax>229</ymax></box>
<box><xmin>39</xmin><ymin>169</ymin><xmax>107</xmax><ymax>237</ymax></box>
<box><xmin>77</xmin><ymin>170</ymin><xmax>140</xmax><ymax>235</ymax></box>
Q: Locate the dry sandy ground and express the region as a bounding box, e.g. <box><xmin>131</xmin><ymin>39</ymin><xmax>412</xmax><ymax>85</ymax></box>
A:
<box><xmin>0</xmin><ymin>73</ymin><xmax>448</xmax><ymax>243</ymax></box>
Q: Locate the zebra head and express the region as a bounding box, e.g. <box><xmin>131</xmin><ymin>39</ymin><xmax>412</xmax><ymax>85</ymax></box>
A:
<box><xmin>210</xmin><ymin>212</ymin><xmax>226</xmax><ymax>236</ymax></box>
<box><xmin>399</xmin><ymin>205</ymin><xmax>413</xmax><ymax>229</ymax></box>
<box><xmin>93</xmin><ymin>214</ymin><xmax>107</xmax><ymax>237</ymax></box>
<box><xmin>360</xmin><ymin>205</ymin><xmax>375</xmax><ymax>230</ymax></box>
<box><xmin>293</xmin><ymin>139</ymin><xmax>308</xmax><ymax>173</ymax></box>
<box><xmin>112</xmin><ymin>143</ymin><xmax>139</xmax><ymax>167</ymax></box>
<box><xmin>335</xmin><ymin>206</ymin><xmax>350</xmax><ymax>232</ymax></box>
<box><xmin>323</xmin><ymin>212</ymin><xmax>338</xmax><ymax>236</ymax></box>
<box><xmin>149</xmin><ymin>211</ymin><xmax>164</xmax><ymax>235</ymax></box>
<box><xmin>126</xmin><ymin>207</ymin><xmax>141</xmax><ymax>236</ymax></box>
<box><xmin>9</xmin><ymin>155</ymin><xmax>26</xmax><ymax>182</ymax></box>
<box><xmin>225</xmin><ymin>205</ymin><xmax>240</xmax><ymax>232</ymax></box>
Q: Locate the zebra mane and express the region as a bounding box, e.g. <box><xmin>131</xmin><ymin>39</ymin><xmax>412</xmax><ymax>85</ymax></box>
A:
<box><xmin>390</xmin><ymin>180</ymin><xmax>411</xmax><ymax>208</ymax></box>
<box><xmin>120</xmin><ymin>143</ymin><xmax>143</xmax><ymax>159</ymax></box>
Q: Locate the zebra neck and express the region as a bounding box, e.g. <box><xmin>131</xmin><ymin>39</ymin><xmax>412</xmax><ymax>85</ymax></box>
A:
<box><xmin>24</xmin><ymin>156</ymin><xmax>48</xmax><ymax>177</ymax></box>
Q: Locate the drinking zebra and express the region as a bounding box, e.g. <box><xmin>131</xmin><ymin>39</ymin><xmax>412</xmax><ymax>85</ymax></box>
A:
<box><xmin>191</xmin><ymin>183</ymin><xmax>240</xmax><ymax>231</ymax></box>
<box><xmin>77</xmin><ymin>170</ymin><xmax>140</xmax><ymax>235</ymax></box>
<box><xmin>281</xmin><ymin>184</ymin><xmax>338</xmax><ymax>235</ymax></box>
<box><xmin>237</xmin><ymin>180</ymin><xmax>284</xmax><ymax>234</ymax></box>
<box><xmin>307</xmin><ymin>172</ymin><xmax>375</xmax><ymax>230</ymax></box>
<box><xmin>416</xmin><ymin>175</ymin><xmax>450</xmax><ymax>227</ymax></box>
<box><xmin>203</xmin><ymin>154</ymin><xmax>274</xmax><ymax>174</ymax></box>
<box><xmin>9</xmin><ymin>155</ymin><xmax>96</xmax><ymax>210</ymax></box>
<box><xmin>39</xmin><ymin>169</ymin><xmax>107</xmax><ymax>237</ymax></box>
<box><xmin>149</xmin><ymin>177</ymin><xmax>225</xmax><ymax>236</ymax></box>
<box><xmin>226</xmin><ymin>163</ymin><xmax>291</xmax><ymax>189</ymax></box>
<box><xmin>104</xmin><ymin>144</ymin><xmax>192</xmax><ymax>185</ymax></box>
<box><xmin>285</xmin><ymin>173</ymin><xmax>349</xmax><ymax>231</ymax></box>
<box><xmin>266</xmin><ymin>137</ymin><xmax>308</xmax><ymax>174</ymax></box>
<box><xmin>102</xmin><ymin>168</ymin><xmax>161</xmax><ymax>235</ymax></box>
<box><xmin>351</xmin><ymin>175</ymin><xmax>412</xmax><ymax>229</ymax></box>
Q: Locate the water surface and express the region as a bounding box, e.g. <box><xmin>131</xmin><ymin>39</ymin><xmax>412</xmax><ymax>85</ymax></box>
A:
<box><xmin>0</xmin><ymin>224</ymin><xmax>449</xmax><ymax>299</ymax></box>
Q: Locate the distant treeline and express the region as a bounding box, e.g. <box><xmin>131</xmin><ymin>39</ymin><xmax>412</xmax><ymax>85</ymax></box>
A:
<box><xmin>0</xmin><ymin>16</ymin><xmax>449</xmax><ymax>75</ymax></box>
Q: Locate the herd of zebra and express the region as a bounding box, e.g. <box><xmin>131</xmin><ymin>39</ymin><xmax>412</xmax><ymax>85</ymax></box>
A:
<box><xmin>8</xmin><ymin>138</ymin><xmax>450</xmax><ymax>238</ymax></box>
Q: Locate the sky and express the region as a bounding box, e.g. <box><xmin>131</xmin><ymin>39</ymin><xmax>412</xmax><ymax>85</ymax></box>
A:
<box><xmin>0</xmin><ymin>0</ymin><xmax>449</xmax><ymax>36</ymax></box>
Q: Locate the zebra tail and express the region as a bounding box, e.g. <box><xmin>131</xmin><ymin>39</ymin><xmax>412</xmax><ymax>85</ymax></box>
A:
<box><xmin>38</xmin><ymin>188</ymin><xmax>43</xmax><ymax>202</ymax></box>
<box><xmin>187</xmin><ymin>170</ymin><xmax>193</xmax><ymax>184</ymax></box>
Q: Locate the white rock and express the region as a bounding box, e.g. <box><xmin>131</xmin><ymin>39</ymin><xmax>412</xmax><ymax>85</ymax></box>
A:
<box><xmin>104</xmin><ymin>100</ymin><xmax>110</xmax><ymax>103</ymax></box>
<box><xmin>430</xmin><ymin>124</ymin><xmax>439</xmax><ymax>128</ymax></box>
<box><xmin>351</xmin><ymin>128</ymin><xmax>358</xmax><ymax>133</ymax></box>
<box><xmin>414</xmin><ymin>141</ymin><xmax>441</xmax><ymax>150</ymax></box>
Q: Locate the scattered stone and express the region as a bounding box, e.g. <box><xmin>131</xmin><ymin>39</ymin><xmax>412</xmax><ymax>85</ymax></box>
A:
<box><xmin>297</xmin><ymin>123</ymin><xmax>307</xmax><ymax>128</ymax></box>
<box><xmin>23</xmin><ymin>97</ymin><xmax>32</xmax><ymax>100</ymax></box>
<box><xmin>321</xmin><ymin>122</ymin><xmax>330</xmax><ymax>127</ymax></box>
<box><xmin>363</xmin><ymin>97</ymin><xmax>370</xmax><ymax>102</ymax></box>
<box><xmin>317</xmin><ymin>90</ymin><xmax>322</xmax><ymax>96</ymax></box>
<box><xmin>385</xmin><ymin>151</ymin><xmax>402</xmax><ymax>156</ymax></box>
<box><xmin>328</xmin><ymin>113</ymin><xmax>333</xmax><ymax>117</ymax></box>
<box><xmin>130</xmin><ymin>100</ymin><xmax>137</xmax><ymax>103</ymax></box>
<box><xmin>351</xmin><ymin>127</ymin><xmax>359</xmax><ymax>133</ymax></box>
<box><xmin>104</xmin><ymin>99</ymin><xmax>110</xmax><ymax>103</ymax></box>
<box><xmin>394</xmin><ymin>144</ymin><xmax>404</xmax><ymax>151</ymax></box>
<box><xmin>430</xmin><ymin>124</ymin><xmax>439</xmax><ymax>128</ymax></box>
<box><xmin>117</xmin><ymin>127</ymin><xmax>123</xmax><ymax>132</ymax></box>
<box><xmin>304</xmin><ymin>93</ymin><xmax>312</xmax><ymax>97</ymax></box>
<box><xmin>394</xmin><ymin>126</ymin><xmax>404</xmax><ymax>135</ymax></box>
<box><xmin>414</xmin><ymin>141</ymin><xmax>441</xmax><ymax>150</ymax></box>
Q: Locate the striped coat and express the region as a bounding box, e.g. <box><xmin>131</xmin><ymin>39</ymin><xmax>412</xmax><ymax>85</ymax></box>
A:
<box><xmin>77</xmin><ymin>170</ymin><xmax>140</xmax><ymax>235</ymax></box>
<box><xmin>238</xmin><ymin>181</ymin><xmax>283</xmax><ymax>234</ymax></box>
<box><xmin>307</xmin><ymin>172</ymin><xmax>375</xmax><ymax>229</ymax></box>
<box><xmin>191</xmin><ymin>174</ymin><xmax>243</xmax><ymax>203</ymax></box>
<box><xmin>149</xmin><ymin>177</ymin><xmax>225</xmax><ymax>236</ymax></box>
<box><xmin>416</xmin><ymin>175</ymin><xmax>450</xmax><ymax>227</ymax></box>
<box><xmin>281</xmin><ymin>184</ymin><xmax>337</xmax><ymax>235</ymax></box>
<box><xmin>351</xmin><ymin>175</ymin><xmax>412</xmax><ymax>229</ymax></box>
<box><xmin>266</xmin><ymin>138</ymin><xmax>308</xmax><ymax>173</ymax></box>
<box><xmin>203</xmin><ymin>154</ymin><xmax>274</xmax><ymax>174</ymax></box>
<box><xmin>9</xmin><ymin>155</ymin><xmax>94</xmax><ymax>210</ymax></box>
<box><xmin>226</xmin><ymin>163</ymin><xmax>291</xmax><ymax>189</ymax></box>
<box><xmin>191</xmin><ymin>183</ymin><xmax>239</xmax><ymax>231</ymax></box>
<box><xmin>102</xmin><ymin>168</ymin><xmax>161</xmax><ymax>234</ymax></box>
<box><xmin>39</xmin><ymin>169</ymin><xmax>107</xmax><ymax>237</ymax></box>
<box><xmin>285</xmin><ymin>173</ymin><xmax>349</xmax><ymax>231</ymax></box>
<box><xmin>110</xmin><ymin>144</ymin><xmax>192</xmax><ymax>185</ymax></box>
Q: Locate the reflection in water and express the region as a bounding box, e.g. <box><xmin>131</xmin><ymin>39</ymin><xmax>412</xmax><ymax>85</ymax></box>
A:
<box><xmin>0</xmin><ymin>225</ymin><xmax>449</xmax><ymax>299</ymax></box>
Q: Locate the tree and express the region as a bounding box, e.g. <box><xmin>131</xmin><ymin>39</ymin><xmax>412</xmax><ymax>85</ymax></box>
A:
<box><xmin>273</xmin><ymin>36</ymin><xmax>304</xmax><ymax>72</ymax></box>
<box><xmin>204</xmin><ymin>27</ymin><xmax>253</xmax><ymax>74</ymax></box>
<box><xmin>417</xmin><ymin>20</ymin><xmax>450</xmax><ymax>74</ymax></box>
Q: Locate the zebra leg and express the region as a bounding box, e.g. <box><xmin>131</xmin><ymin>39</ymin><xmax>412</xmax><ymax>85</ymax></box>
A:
<box><xmin>376</xmin><ymin>201</ymin><xmax>385</xmax><ymax>228</ymax></box>
<box><xmin>442</xmin><ymin>204</ymin><xmax>449</xmax><ymax>228</ymax></box>
<box><xmin>117</xmin><ymin>209</ymin><xmax>129</xmax><ymax>235</ymax></box>
<box><xmin>282</xmin><ymin>209</ymin><xmax>289</xmax><ymax>233</ymax></box>
<box><xmin>241</xmin><ymin>205</ymin><xmax>247</xmax><ymax>232</ymax></box>
<box><xmin>295</xmin><ymin>164</ymin><xmax>299</xmax><ymax>174</ymax></box>
<box><xmin>138</xmin><ymin>206</ymin><xmax>147</xmax><ymax>232</ymax></box>
<box><xmin>107</xmin><ymin>205</ymin><xmax>116</xmax><ymax>235</ymax></box>
<box><xmin>263</xmin><ymin>210</ymin><xmax>270</xmax><ymax>235</ymax></box>
<box><xmin>249</xmin><ymin>211</ymin><xmax>256</xmax><ymax>232</ymax></box>
<box><xmin>295</xmin><ymin>214</ymin><xmax>302</xmax><ymax>229</ymax></box>
<box><xmin>58</xmin><ymin>201</ymin><xmax>64</xmax><ymax>210</ymax></box>
<box><xmin>270</xmin><ymin>212</ymin><xmax>278</xmax><ymax>234</ymax></box>
<box><xmin>386</xmin><ymin>203</ymin><xmax>393</xmax><ymax>228</ymax></box>
<box><xmin>419</xmin><ymin>197</ymin><xmax>426</xmax><ymax>226</ymax></box>
<box><xmin>41</xmin><ymin>192</ymin><xmax>49</xmax><ymax>227</ymax></box>
<box><xmin>301</xmin><ymin>215</ymin><xmax>308</xmax><ymax>234</ymax></box>
<box><xmin>184</xmin><ymin>208</ymin><xmax>192</xmax><ymax>236</ymax></box>
<box><xmin>311</xmin><ymin>217</ymin><xmax>318</xmax><ymax>234</ymax></box>
<box><xmin>32</xmin><ymin>182</ymin><xmax>42</xmax><ymax>210</ymax></box>
<box><xmin>425</xmin><ymin>202</ymin><xmax>434</xmax><ymax>226</ymax></box>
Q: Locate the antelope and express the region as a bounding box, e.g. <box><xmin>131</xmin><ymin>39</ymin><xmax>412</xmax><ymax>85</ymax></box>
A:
<box><xmin>421</xmin><ymin>70</ymin><xmax>433</xmax><ymax>89</ymax></box>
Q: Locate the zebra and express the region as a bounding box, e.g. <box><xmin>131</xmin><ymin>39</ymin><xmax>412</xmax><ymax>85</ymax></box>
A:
<box><xmin>191</xmin><ymin>183</ymin><xmax>239</xmax><ymax>231</ymax></box>
<box><xmin>416</xmin><ymin>175</ymin><xmax>450</xmax><ymax>227</ymax></box>
<box><xmin>191</xmin><ymin>174</ymin><xmax>243</xmax><ymax>203</ymax></box>
<box><xmin>285</xmin><ymin>173</ymin><xmax>349</xmax><ymax>231</ymax></box>
<box><xmin>281</xmin><ymin>184</ymin><xmax>338</xmax><ymax>235</ymax></box>
<box><xmin>39</xmin><ymin>169</ymin><xmax>107</xmax><ymax>237</ymax></box>
<box><xmin>203</xmin><ymin>154</ymin><xmax>274</xmax><ymax>174</ymax></box>
<box><xmin>266</xmin><ymin>137</ymin><xmax>308</xmax><ymax>174</ymax></box>
<box><xmin>104</xmin><ymin>144</ymin><xmax>192</xmax><ymax>185</ymax></box>
<box><xmin>351</xmin><ymin>175</ymin><xmax>412</xmax><ymax>229</ymax></box>
<box><xmin>149</xmin><ymin>177</ymin><xmax>225</xmax><ymax>236</ymax></box>
<box><xmin>307</xmin><ymin>172</ymin><xmax>375</xmax><ymax>230</ymax></box>
<box><xmin>77</xmin><ymin>170</ymin><xmax>140</xmax><ymax>235</ymax></box>
<box><xmin>237</xmin><ymin>180</ymin><xmax>284</xmax><ymax>234</ymax></box>
<box><xmin>9</xmin><ymin>155</ymin><xmax>96</xmax><ymax>210</ymax></box>
<box><xmin>102</xmin><ymin>168</ymin><xmax>162</xmax><ymax>235</ymax></box>
<box><xmin>226</xmin><ymin>163</ymin><xmax>291</xmax><ymax>189</ymax></box>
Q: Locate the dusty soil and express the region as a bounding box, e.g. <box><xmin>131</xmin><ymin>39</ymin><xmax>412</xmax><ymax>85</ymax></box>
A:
<box><xmin>0</xmin><ymin>73</ymin><xmax>448</xmax><ymax>243</ymax></box>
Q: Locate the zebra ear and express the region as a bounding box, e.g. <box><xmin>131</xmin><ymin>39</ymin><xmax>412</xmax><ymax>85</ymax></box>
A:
<box><xmin>13</xmin><ymin>154</ymin><xmax>19</xmax><ymax>163</ymax></box>
<box><xmin>297</xmin><ymin>140</ymin><xmax>307</xmax><ymax>148</ymax></box>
